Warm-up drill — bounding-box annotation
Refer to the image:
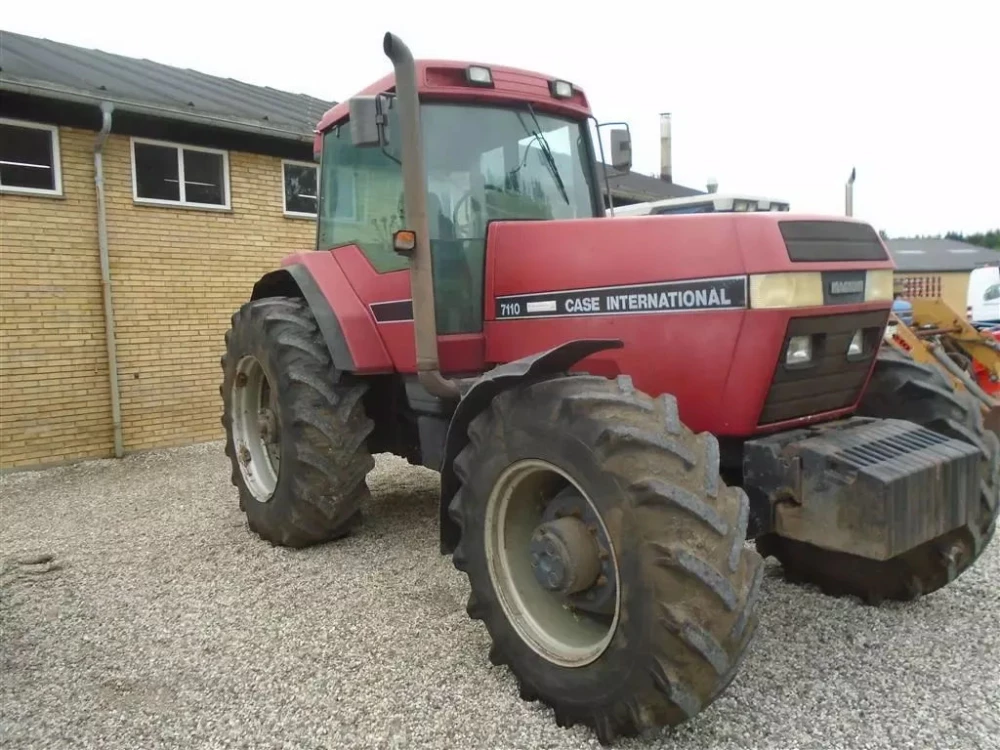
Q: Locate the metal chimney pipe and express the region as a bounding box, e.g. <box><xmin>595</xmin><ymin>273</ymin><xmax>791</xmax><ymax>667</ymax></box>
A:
<box><xmin>845</xmin><ymin>167</ymin><xmax>856</xmax><ymax>217</ymax></box>
<box><xmin>659</xmin><ymin>113</ymin><xmax>672</xmax><ymax>183</ymax></box>
<box><xmin>706</xmin><ymin>177</ymin><xmax>718</xmax><ymax>194</ymax></box>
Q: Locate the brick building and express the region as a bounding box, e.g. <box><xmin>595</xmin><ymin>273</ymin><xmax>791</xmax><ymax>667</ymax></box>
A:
<box><xmin>0</xmin><ymin>30</ymin><xmax>703</xmax><ymax>471</ymax></box>
<box><xmin>0</xmin><ymin>30</ymin><xmax>333</xmax><ymax>469</ymax></box>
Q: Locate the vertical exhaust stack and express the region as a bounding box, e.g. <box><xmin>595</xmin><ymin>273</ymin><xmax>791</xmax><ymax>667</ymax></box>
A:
<box><xmin>659</xmin><ymin>113</ymin><xmax>672</xmax><ymax>183</ymax></box>
<box><xmin>706</xmin><ymin>177</ymin><xmax>718</xmax><ymax>194</ymax></box>
<box><xmin>845</xmin><ymin>167</ymin><xmax>856</xmax><ymax>217</ymax></box>
<box><xmin>382</xmin><ymin>32</ymin><xmax>459</xmax><ymax>400</ymax></box>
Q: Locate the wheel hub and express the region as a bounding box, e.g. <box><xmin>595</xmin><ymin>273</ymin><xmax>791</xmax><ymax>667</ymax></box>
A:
<box><xmin>539</xmin><ymin>487</ymin><xmax>617</xmax><ymax>615</ymax></box>
<box><xmin>530</xmin><ymin>517</ymin><xmax>600</xmax><ymax>595</ymax></box>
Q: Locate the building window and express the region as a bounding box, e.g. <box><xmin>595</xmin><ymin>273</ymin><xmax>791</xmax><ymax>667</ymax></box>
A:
<box><xmin>130</xmin><ymin>138</ymin><xmax>230</xmax><ymax>208</ymax></box>
<box><xmin>0</xmin><ymin>118</ymin><xmax>62</xmax><ymax>196</ymax></box>
<box><xmin>282</xmin><ymin>160</ymin><xmax>320</xmax><ymax>217</ymax></box>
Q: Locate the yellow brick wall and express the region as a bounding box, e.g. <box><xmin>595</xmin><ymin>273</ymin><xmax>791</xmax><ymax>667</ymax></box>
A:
<box><xmin>1</xmin><ymin>125</ymin><xmax>316</xmax><ymax>469</ymax></box>
<box><xmin>1</xmin><ymin>128</ymin><xmax>113</xmax><ymax>467</ymax></box>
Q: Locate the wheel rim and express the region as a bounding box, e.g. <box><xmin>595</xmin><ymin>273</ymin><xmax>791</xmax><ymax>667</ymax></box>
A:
<box><xmin>231</xmin><ymin>355</ymin><xmax>281</xmax><ymax>502</ymax></box>
<box><xmin>485</xmin><ymin>459</ymin><xmax>621</xmax><ymax>668</ymax></box>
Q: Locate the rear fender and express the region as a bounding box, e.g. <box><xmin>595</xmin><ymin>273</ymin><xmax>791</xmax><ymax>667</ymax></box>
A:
<box><xmin>438</xmin><ymin>338</ymin><xmax>624</xmax><ymax>554</ymax></box>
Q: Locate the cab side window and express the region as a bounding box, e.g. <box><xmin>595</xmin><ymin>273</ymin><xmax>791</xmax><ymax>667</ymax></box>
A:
<box><xmin>317</xmin><ymin>108</ymin><xmax>407</xmax><ymax>273</ymax></box>
<box><xmin>983</xmin><ymin>283</ymin><xmax>1000</xmax><ymax>301</ymax></box>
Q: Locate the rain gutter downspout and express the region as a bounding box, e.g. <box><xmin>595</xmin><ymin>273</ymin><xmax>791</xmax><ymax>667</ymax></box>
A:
<box><xmin>94</xmin><ymin>101</ymin><xmax>124</xmax><ymax>458</ymax></box>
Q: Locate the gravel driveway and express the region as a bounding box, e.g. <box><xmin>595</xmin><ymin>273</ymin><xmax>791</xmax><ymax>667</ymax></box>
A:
<box><xmin>2</xmin><ymin>443</ymin><xmax>998</xmax><ymax>750</ymax></box>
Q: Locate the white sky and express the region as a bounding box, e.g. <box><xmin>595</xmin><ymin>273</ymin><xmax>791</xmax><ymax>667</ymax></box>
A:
<box><xmin>4</xmin><ymin>0</ymin><xmax>998</xmax><ymax>237</ymax></box>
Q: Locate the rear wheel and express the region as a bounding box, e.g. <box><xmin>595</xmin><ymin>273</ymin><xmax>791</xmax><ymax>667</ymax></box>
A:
<box><xmin>757</xmin><ymin>347</ymin><xmax>999</xmax><ymax>603</ymax></box>
<box><xmin>221</xmin><ymin>296</ymin><xmax>375</xmax><ymax>548</ymax></box>
<box><xmin>448</xmin><ymin>374</ymin><xmax>763</xmax><ymax>744</ymax></box>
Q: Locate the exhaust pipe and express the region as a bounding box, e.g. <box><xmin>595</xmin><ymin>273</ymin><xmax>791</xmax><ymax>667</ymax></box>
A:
<box><xmin>845</xmin><ymin>167</ymin><xmax>856</xmax><ymax>217</ymax></box>
<box><xmin>383</xmin><ymin>32</ymin><xmax>460</xmax><ymax>400</ymax></box>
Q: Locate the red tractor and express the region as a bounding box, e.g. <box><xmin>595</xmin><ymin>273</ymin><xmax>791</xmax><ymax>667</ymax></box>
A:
<box><xmin>221</xmin><ymin>33</ymin><xmax>999</xmax><ymax>744</ymax></box>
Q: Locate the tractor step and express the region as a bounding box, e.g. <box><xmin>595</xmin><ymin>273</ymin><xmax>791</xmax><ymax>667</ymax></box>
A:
<box><xmin>744</xmin><ymin>417</ymin><xmax>981</xmax><ymax>560</ymax></box>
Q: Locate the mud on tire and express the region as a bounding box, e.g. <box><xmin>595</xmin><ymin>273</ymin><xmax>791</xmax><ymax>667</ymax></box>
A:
<box><xmin>447</xmin><ymin>374</ymin><xmax>764</xmax><ymax>745</ymax></box>
<box><xmin>757</xmin><ymin>347</ymin><xmax>1000</xmax><ymax>603</ymax></box>
<box><xmin>220</xmin><ymin>296</ymin><xmax>375</xmax><ymax>548</ymax></box>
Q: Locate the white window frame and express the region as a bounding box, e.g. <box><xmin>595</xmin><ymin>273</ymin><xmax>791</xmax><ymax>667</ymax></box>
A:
<box><xmin>130</xmin><ymin>136</ymin><xmax>231</xmax><ymax>210</ymax></box>
<box><xmin>0</xmin><ymin>117</ymin><xmax>63</xmax><ymax>197</ymax></box>
<box><xmin>281</xmin><ymin>159</ymin><xmax>320</xmax><ymax>218</ymax></box>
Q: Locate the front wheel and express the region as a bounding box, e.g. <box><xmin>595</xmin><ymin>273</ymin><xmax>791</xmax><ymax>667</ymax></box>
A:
<box><xmin>448</xmin><ymin>374</ymin><xmax>763</xmax><ymax>744</ymax></box>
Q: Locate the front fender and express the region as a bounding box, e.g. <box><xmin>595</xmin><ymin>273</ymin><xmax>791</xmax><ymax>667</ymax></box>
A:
<box><xmin>252</xmin><ymin>264</ymin><xmax>356</xmax><ymax>372</ymax></box>
<box><xmin>251</xmin><ymin>255</ymin><xmax>393</xmax><ymax>375</ymax></box>
<box><xmin>438</xmin><ymin>338</ymin><xmax>624</xmax><ymax>554</ymax></box>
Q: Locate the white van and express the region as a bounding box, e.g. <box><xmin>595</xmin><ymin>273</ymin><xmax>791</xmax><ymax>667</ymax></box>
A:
<box><xmin>967</xmin><ymin>264</ymin><xmax>1000</xmax><ymax>324</ymax></box>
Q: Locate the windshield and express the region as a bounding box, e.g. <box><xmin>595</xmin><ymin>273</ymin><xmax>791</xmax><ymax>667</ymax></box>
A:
<box><xmin>420</xmin><ymin>103</ymin><xmax>599</xmax><ymax>235</ymax></box>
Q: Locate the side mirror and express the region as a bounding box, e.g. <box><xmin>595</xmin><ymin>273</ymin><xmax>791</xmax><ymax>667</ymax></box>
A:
<box><xmin>610</xmin><ymin>128</ymin><xmax>632</xmax><ymax>172</ymax></box>
<box><xmin>349</xmin><ymin>95</ymin><xmax>383</xmax><ymax>147</ymax></box>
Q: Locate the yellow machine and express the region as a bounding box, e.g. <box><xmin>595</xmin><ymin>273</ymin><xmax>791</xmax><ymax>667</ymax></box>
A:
<box><xmin>883</xmin><ymin>291</ymin><xmax>1000</xmax><ymax>432</ymax></box>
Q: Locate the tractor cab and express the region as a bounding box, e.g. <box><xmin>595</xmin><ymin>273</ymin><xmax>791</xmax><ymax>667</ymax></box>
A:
<box><xmin>314</xmin><ymin>58</ymin><xmax>630</xmax><ymax>338</ymax></box>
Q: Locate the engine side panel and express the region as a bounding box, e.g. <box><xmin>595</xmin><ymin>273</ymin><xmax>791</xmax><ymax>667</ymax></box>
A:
<box><xmin>484</xmin><ymin>214</ymin><xmax>894</xmax><ymax>436</ymax></box>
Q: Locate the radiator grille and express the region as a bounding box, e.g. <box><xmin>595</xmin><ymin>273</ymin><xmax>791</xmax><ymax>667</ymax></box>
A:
<box><xmin>758</xmin><ymin>310</ymin><xmax>888</xmax><ymax>425</ymax></box>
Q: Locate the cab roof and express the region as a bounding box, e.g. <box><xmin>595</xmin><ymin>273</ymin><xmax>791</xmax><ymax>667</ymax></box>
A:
<box><xmin>314</xmin><ymin>59</ymin><xmax>592</xmax><ymax>135</ymax></box>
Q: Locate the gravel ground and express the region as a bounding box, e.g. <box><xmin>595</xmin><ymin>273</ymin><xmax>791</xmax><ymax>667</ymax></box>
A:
<box><xmin>1</xmin><ymin>442</ymin><xmax>998</xmax><ymax>750</ymax></box>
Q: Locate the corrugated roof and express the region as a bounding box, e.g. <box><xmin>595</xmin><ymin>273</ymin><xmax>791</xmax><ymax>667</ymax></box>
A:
<box><xmin>0</xmin><ymin>29</ymin><xmax>703</xmax><ymax>200</ymax></box>
<box><xmin>602</xmin><ymin>166</ymin><xmax>705</xmax><ymax>201</ymax></box>
<box><xmin>0</xmin><ymin>29</ymin><xmax>334</xmax><ymax>141</ymax></box>
<box><xmin>887</xmin><ymin>238</ymin><xmax>1000</xmax><ymax>273</ymax></box>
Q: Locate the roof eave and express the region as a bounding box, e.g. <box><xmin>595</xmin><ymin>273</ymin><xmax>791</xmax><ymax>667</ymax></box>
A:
<box><xmin>0</xmin><ymin>76</ymin><xmax>315</xmax><ymax>143</ymax></box>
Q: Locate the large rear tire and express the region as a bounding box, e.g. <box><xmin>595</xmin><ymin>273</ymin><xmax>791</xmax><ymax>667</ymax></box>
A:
<box><xmin>448</xmin><ymin>374</ymin><xmax>763</xmax><ymax>745</ymax></box>
<box><xmin>756</xmin><ymin>347</ymin><xmax>999</xmax><ymax>603</ymax></box>
<box><xmin>220</xmin><ymin>296</ymin><xmax>375</xmax><ymax>548</ymax></box>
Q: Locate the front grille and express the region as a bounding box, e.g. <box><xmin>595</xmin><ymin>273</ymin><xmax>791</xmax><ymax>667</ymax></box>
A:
<box><xmin>758</xmin><ymin>310</ymin><xmax>888</xmax><ymax>425</ymax></box>
<box><xmin>779</xmin><ymin>220</ymin><xmax>888</xmax><ymax>262</ymax></box>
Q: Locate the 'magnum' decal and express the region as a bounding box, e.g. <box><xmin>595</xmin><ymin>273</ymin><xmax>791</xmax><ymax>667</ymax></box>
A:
<box><xmin>494</xmin><ymin>275</ymin><xmax>748</xmax><ymax>320</ymax></box>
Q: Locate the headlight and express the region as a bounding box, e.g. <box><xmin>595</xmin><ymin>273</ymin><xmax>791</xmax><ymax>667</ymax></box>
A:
<box><xmin>749</xmin><ymin>270</ymin><xmax>894</xmax><ymax>309</ymax></box>
<box><xmin>865</xmin><ymin>269</ymin><xmax>894</xmax><ymax>302</ymax></box>
<box><xmin>749</xmin><ymin>272</ymin><xmax>824</xmax><ymax>309</ymax></box>
<box><xmin>786</xmin><ymin>335</ymin><xmax>813</xmax><ymax>365</ymax></box>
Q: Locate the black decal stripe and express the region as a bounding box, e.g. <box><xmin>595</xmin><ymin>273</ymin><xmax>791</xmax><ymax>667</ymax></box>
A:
<box><xmin>370</xmin><ymin>299</ymin><xmax>414</xmax><ymax>323</ymax></box>
<box><xmin>495</xmin><ymin>275</ymin><xmax>748</xmax><ymax>320</ymax></box>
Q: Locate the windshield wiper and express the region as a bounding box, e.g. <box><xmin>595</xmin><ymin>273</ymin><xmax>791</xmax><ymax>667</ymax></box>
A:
<box><xmin>517</xmin><ymin>105</ymin><xmax>570</xmax><ymax>205</ymax></box>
